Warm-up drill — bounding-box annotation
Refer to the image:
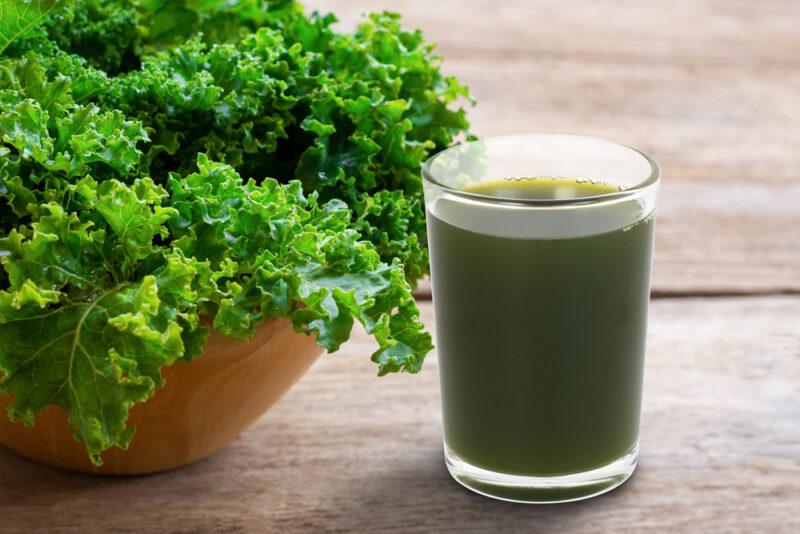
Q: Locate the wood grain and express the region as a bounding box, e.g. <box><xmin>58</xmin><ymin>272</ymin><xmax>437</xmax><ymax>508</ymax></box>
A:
<box><xmin>307</xmin><ymin>0</ymin><xmax>800</xmax><ymax>295</ymax></box>
<box><xmin>0</xmin><ymin>297</ymin><xmax>798</xmax><ymax>533</ymax></box>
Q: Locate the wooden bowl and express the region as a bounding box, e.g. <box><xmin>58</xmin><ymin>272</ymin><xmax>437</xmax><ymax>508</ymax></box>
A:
<box><xmin>0</xmin><ymin>318</ymin><xmax>323</xmax><ymax>475</ymax></box>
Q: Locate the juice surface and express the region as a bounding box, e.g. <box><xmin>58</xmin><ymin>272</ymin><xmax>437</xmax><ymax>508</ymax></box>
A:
<box><xmin>462</xmin><ymin>177</ymin><xmax>620</xmax><ymax>199</ymax></box>
<box><xmin>427</xmin><ymin>178</ymin><xmax>655</xmax><ymax>476</ymax></box>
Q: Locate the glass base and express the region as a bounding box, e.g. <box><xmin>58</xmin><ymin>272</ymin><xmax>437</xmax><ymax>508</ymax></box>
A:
<box><xmin>444</xmin><ymin>442</ymin><xmax>639</xmax><ymax>504</ymax></box>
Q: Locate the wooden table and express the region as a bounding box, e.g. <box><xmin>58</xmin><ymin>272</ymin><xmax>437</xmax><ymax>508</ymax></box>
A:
<box><xmin>1</xmin><ymin>1</ymin><xmax>798</xmax><ymax>532</ymax></box>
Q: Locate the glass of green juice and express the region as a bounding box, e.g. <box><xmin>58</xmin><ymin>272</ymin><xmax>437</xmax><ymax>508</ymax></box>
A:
<box><xmin>422</xmin><ymin>133</ymin><xmax>660</xmax><ymax>503</ymax></box>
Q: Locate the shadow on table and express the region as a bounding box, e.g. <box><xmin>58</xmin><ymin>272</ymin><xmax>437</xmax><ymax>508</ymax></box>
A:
<box><xmin>0</xmin><ymin>443</ymin><xmax>136</xmax><ymax>500</ymax></box>
<box><xmin>313</xmin><ymin>445</ymin><xmax>641</xmax><ymax>532</ymax></box>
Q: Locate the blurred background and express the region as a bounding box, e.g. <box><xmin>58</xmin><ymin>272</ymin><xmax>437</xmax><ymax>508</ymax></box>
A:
<box><xmin>309</xmin><ymin>0</ymin><xmax>800</xmax><ymax>296</ymax></box>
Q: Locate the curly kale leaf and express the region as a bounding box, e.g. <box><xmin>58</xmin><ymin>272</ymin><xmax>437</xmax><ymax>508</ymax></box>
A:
<box><xmin>0</xmin><ymin>0</ymin><xmax>65</xmax><ymax>54</ymax></box>
<box><xmin>0</xmin><ymin>278</ymin><xmax>188</xmax><ymax>465</ymax></box>
<box><xmin>97</xmin><ymin>11</ymin><xmax>470</xmax><ymax>282</ymax></box>
<box><xmin>169</xmin><ymin>155</ymin><xmax>431</xmax><ymax>373</ymax></box>
<box><xmin>8</xmin><ymin>1</ymin><xmax>471</xmax><ymax>283</ymax></box>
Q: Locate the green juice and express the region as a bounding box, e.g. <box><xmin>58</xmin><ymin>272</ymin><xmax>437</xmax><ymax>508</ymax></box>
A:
<box><xmin>427</xmin><ymin>178</ymin><xmax>655</xmax><ymax>476</ymax></box>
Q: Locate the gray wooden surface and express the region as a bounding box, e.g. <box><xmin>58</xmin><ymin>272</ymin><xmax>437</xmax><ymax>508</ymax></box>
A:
<box><xmin>1</xmin><ymin>297</ymin><xmax>798</xmax><ymax>532</ymax></box>
<box><xmin>1</xmin><ymin>0</ymin><xmax>799</xmax><ymax>532</ymax></box>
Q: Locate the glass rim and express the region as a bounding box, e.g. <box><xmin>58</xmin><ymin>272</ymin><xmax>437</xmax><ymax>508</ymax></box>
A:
<box><xmin>421</xmin><ymin>133</ymin><xmax>661</xmax><ymax>207</ymax></box>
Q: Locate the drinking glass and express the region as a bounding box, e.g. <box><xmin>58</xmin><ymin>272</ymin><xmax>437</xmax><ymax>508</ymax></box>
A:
<box><xmin>422</xmin><ymin>133</ymin><xmax>660</xmax><ymax>503</ymax></box>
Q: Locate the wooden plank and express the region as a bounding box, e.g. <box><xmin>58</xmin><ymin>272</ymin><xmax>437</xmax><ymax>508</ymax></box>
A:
<box><xmin>307</xmin><ymin>0</ymin><xmax>800</xmax><ymax>182</ymax></box>
<box><xmin>414</xmin><ymin>178</ymin><xmax>800</xmax><ymax>298</ymax></box>
<box><xmin>1</xmin><ymin>297</ymin><xmax>798</xmax><ymax>532</ymax></box>
<box><xmin>308</xmin><ymin>0</ymin><xmax>800</xmax><ymax>294</ymax></box>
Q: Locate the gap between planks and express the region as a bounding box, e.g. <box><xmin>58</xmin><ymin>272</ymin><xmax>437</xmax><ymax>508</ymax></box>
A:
<box><xmin>412</xmin><ymin>287</ymin><xmax>800</xmax><ymax>301</ymax></box>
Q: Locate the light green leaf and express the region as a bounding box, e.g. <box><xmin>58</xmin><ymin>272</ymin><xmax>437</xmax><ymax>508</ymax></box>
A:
<box><xmin>96</xmin><ymin>178</ymin><xmax>177</xmax><ymax>269</ymax></box>
<box><xmin>0</xmin><ymin>0</ymin><xmax>64</xmax><ymax>53</ymax></box>
<box><xmin>0</xmin><ymin>278</ymin><xmax>185</xmax><ymax>465</ymax></box>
